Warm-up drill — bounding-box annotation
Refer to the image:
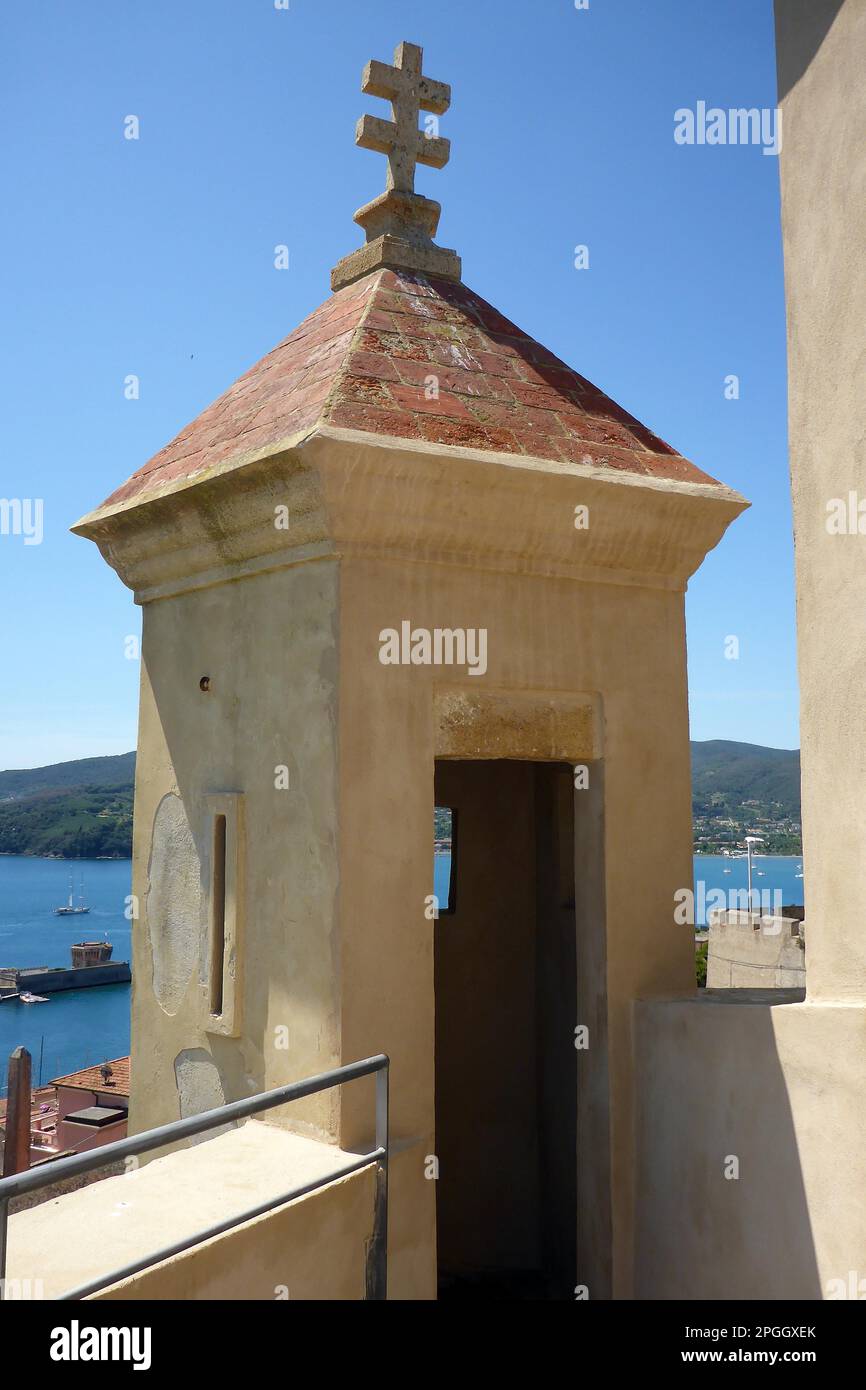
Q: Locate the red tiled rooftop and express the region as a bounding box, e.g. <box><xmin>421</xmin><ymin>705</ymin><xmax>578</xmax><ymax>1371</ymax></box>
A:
<box><xmin>101</xmin><ymin>268</ymin><xmax>723</xmax><ymax>509</ymax></box>
<box><xmin>50</xmin><ymin>1056</ymin><xmax>130</xmax><ymax>1098</ymax></box>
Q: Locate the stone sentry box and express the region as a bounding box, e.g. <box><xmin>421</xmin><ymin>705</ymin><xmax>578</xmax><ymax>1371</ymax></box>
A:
<box><xmin>70</xmin><ymin>33</ymin><xmax>745</xmax><ymax>1301</ymax></box>
<box><xmin>73</xmin><ymin>418</ymin><xmax>744</xmax><ymax>1296</ymax></box>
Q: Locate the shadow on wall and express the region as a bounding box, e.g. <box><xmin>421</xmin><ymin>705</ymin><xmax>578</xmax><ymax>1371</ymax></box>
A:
<box><xmin>774</xmin><ymin>0</ymin><xmax>847</xmax><ymax>101</ymax></box>
<box><xmin>634</xmin><ymin>993</ymin><xmax>822</xmax><ymax>1300</ymax></box>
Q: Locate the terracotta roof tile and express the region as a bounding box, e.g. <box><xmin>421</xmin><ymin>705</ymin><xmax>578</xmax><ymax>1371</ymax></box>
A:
<box><xmin>99</xmin><ymin>269</ymin><xmax>723</xmax><ymax>509</ymax></box>
<box><xmin>50</xmin><ymin>1055</ymin><xmax>130</xmax><ymax>1098</ymax></box>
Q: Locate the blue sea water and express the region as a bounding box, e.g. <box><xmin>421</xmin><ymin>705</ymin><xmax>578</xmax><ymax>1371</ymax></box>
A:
<box><xmin>689</xmin><ymin>853</ymin><xmax>804</xmax><ymax>925</ymax></box>
<box><xmin>433</xmin><ymin>852</ymin><xmax>805</xmax><ymax>928</ymax></box>
<box><xmin>0</xmin><ymin>856</ymin><xmax>132</xmax><ymax>1095</ymax></box>
<box><xmin>0</xmin><ymin>850</ymin><xmax>805</xmax><ymax>1097</ymax></box>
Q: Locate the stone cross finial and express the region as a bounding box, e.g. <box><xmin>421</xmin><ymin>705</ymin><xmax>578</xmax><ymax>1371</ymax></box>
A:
<box><xmin>331</xmin><ymin>41</ymin><xmax>462</xmax><ymax>292</ymax></box>
<box><xmin>356</xmin><ymin>41</ymin><xmax>451</xmax><ymax>194</ymax></box>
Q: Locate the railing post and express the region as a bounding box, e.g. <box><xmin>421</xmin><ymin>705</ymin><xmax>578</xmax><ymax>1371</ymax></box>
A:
<box><xmin>0</xmin><ymin>1197</ymin><xmax>8</xmax><ymax>1302</ymax></box>
<box><xmin>3</xmin><ymin>1047</ymin><xmax>32</xmax><ymax>1179</ymax></box>
<box><xmin>366</xmin><ymin>1058</ymin><xmax>389</xmax><ymax>1300</ymax></box>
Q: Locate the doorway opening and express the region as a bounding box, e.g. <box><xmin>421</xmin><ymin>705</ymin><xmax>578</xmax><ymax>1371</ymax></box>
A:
<box><xmin>434</xmin><ymin>759</ymin><xmax>577</xmax><ymax>1300</ymax></box>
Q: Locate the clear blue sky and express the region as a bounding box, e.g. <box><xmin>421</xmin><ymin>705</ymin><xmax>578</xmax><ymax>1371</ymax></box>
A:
<box><xmin>0</xmin><ymin>0</ymin><xmax>796</xmax><ymax>770</ymax></box>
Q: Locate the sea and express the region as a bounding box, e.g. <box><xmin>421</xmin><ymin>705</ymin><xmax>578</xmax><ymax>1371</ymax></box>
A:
<box><xmin>0</xmin><ymin>857</ymin><xmax>132</xmax><ymax>1096</ymax></box>
<box><xmin>0</xmin><ymin>851</ymin><xmax>805</xmax><ymax>1097</ymax></box>
<box><xmin>434</xmin><ymin>852</ymin><xmax>805</xmax><ymax>927</ymax></box>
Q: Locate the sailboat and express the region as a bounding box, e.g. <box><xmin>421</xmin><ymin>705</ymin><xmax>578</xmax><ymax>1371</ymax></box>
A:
<box><xmin>54</xmin><ymin>872</ymin><xmax>90</xmax><ymax>916</ymax></box>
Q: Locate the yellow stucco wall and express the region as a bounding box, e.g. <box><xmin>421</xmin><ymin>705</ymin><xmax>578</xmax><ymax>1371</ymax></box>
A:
<box><xmin>73</xmin><ymin>420</ymin><xmax>744</xmax><ymax>1298</ymax></box>
<box><xmin>6</xmin><ymin>1123</ymin><xmax>377</xmax><ymax>1301</ymax></box>
<box><xmin>774</xmin><ymin>0</ymin><xmax>866</xmax><ymax>1002</ymax></box>
<box><xmin>631</xmin><ymin>0</ymin><xmax>866</xmax><ymax>1301</ymax></box>
<box><xmin>635</xmin><ymin>994</ymin><xmax>866</xmax><ymax>1298</ymax></box>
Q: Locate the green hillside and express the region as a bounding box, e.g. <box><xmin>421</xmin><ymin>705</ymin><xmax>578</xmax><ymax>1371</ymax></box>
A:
<box><xmin>0</xmin><ymin>740</ymin><xmax>803</xmax><ymax>859</ymax></box>
<box><xmin>0</xmin><ymin>754</ymin><xmax>136</xmax><ymax>859</ymax></box>
<box><xmin>0</xmin><ymin>752</ymin><xmax>135</xmax><ymax>799</ymax></box>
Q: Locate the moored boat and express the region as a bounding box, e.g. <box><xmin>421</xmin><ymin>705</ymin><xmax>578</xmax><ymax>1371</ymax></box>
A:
<box><xmin>54</xmin><ymin>873</ymin><xmax>91</xmax><ymax>916</ymax></box>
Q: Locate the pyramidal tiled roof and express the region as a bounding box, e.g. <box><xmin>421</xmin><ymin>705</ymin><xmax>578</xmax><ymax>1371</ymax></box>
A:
<box><xmin>102</xmin><ymin>268</ymin><xmax>723</xmax><ymax>509</ymax></box>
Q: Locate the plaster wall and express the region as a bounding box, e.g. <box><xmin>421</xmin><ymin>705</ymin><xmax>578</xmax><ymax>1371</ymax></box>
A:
<box><xmin>706</xmin><ymin>911</ymin><xmax>806</xmax><ymax>988</ymax></box>
<box><xmin>130</xmin><ymin>558</ymin><xmax>342</xmax><ymax>1141</ymax></box>
<box><xmin>6</xmin><ymin>1123</ymin><xmax>375</xmax><ymax>1301</ymax></box>
<box><xmin>775</xmin><ymin>0</ymin><xmax>866</xmax><ymax>999</ymax></box>
<box><xmin>130</xmin><ymin>536</ymin><xmax>700</xmax><ymax>1298</ymax></box>
<box><xmin>631</xmin><ymin>1</ymin><xmax>866</xmax><ymax>1302</ymax></box>
<box><xmin>335</xmin><ymin>552</ymin><xmax>697</xmax><ymax>1298</ymax></box>
<box><xmin>76</xmin><ymin>429</ymin><xmax>742</xmax><ymax>1299</ymax></box>
<box><xmin>635</xmin><ymin>994</ymin><xmax>866</xmax><ymax>1299</ymax></box>
<box><xmin>55</xmin><ymin>1117</ymin><xmax>128</xmax><ymax>1155</ymax></box>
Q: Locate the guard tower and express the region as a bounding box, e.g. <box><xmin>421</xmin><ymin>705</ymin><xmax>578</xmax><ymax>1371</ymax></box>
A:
<box><xmin>71</xmin><ymin>941</ymin><xmax>114</xmax><ymax>968</ymax></box>
<box><xmin>73</xmin><ymin>41</ymin><xmax>746</xmax><ymax>1298</ymax></box>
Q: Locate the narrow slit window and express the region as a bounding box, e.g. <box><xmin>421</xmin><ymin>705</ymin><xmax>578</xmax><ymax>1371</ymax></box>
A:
<box><xmin>434</xmin><ymin>807</ymin><xmax>457</xmax><ymax>915</ymax></box>
<box><xmin>210</xmin><ymin>813</ymin><xmax>227</xmax><ymax>1015</ymax></box>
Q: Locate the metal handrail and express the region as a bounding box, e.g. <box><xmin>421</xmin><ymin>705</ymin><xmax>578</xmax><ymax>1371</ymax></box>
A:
<box><xmin>0</xmin><ymin>1053</ymin><xmax>389</xmax><ymax>1301</ymax></box>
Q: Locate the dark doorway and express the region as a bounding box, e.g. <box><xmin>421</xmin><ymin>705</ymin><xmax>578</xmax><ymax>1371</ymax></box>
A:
<box><xmin>433</xmin><ymin>759</ymin><xmax>577</xmax><ymax>1300</ymax></box>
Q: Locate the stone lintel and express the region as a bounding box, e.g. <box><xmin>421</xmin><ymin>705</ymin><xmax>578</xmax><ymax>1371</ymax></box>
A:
<box><xmin>434</xmin><ymin>689</ymin><xmax>601</xmax><ymax>763</ymax></box>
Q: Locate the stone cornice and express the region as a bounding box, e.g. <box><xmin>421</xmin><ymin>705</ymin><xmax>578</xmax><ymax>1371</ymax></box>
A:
<box><xmin>71</xmin><ymin>426</ymin><xmax>748</xmax><ymax>605</ymax></box>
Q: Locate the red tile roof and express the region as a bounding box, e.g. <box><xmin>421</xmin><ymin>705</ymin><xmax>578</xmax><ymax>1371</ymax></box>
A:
<box><xmin>51</xmin><ymin>1056</ymin><xmax>130</xmax><ymax>1098</ymax></box>
<box><xmin>101</xmin><ymin>268</ymin><xmax>723</xmax><ymax>509</ymax></box>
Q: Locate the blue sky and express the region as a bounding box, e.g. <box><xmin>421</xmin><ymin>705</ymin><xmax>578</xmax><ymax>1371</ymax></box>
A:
<box><xmin>0</xmin><ymin>0</ymin><xmax>796</xmax><ymax>769</ymax></box>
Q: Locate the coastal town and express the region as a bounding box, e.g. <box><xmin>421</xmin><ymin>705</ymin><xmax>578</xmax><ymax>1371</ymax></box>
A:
<box><xmin>0</xmin><ymin>1055</ymin><xmax>129</xmax><ymax>1177</ymax></box>
<box><xmin>692</xmin><ymin>806</ymin><xmax>802</xmax><ymax>855</ymax></box>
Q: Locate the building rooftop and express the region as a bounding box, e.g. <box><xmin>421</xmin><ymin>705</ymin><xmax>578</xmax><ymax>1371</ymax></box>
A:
<box><xmin>50</xmin><ymin>1056</ymin><xmax>130</xmax><ymax>1098</ymax></box>
<box><xmin>64</xmin><ymin>1106</ymin><xmax>128</xmax><ymax>1127</ymax></box>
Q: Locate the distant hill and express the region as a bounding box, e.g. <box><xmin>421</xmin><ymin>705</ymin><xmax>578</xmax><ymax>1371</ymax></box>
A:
<box><xmin>690</xmin><ymin>740</ymin><xmax>801</xmax><ymax>853</ymax></box>
<box><xmin>0</xmin><ymin>753</ymin><xmax>136</xmax><ymax>859</ymax></box>
<box><xmin>0</xmin><ymin>740</ymin><xmax>803</xmax><ymax>859</ymax></box>
<box><xmin>0</xmin><ymin>752</ymin><xmax>135</xmax><ymax>800</ymax></box>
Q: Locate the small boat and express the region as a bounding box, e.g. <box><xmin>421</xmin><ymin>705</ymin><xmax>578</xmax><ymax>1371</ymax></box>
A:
<box><xmin>54</xmin><ymin>873</ymin><xmax>90</xmax><ymax>916</ymax></box>
<box><xmin>723</xmin><ymin>868</ymin><xmax>732</xmax><ymax>874</ymax></box>
<box><xmin>19</xmin><ymin>991</ymin><xmax>49</xmax><ymax>1004</ymax></box>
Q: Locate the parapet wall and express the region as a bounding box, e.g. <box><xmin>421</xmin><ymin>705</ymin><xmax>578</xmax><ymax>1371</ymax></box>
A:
<box><xmin>5</xmin><ymin>1121</ymin><xmax>382</xmax><ymax>1301</ymax></box>
<box><xmin>635</xmin><ymin>993</ymin><xmax>866</xmax><ymax>1299</ymax></box>
<box><xmin>706</xmin><ymin>910</ymin><xmax>805</xmax><ymax>989</ymax></box>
